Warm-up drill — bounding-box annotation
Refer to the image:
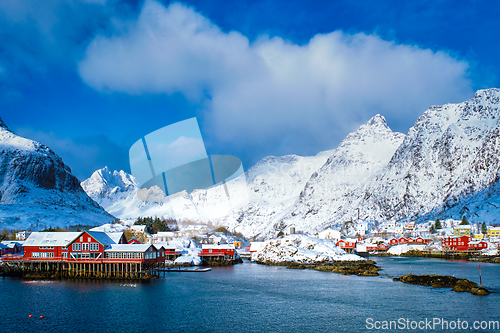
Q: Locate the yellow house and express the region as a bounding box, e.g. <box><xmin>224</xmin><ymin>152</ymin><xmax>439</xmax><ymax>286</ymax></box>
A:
<box><xmin>487</xmin><ymin>227</ymin><xmax>500</xmax><ymax>237</ymax></box>
<box><xmin>454</xmin><ymin>225</ymin><xmax>471</xmax><ymax>236</ymax></box>
<box><xmin>473</xmin><ymin>234</ymin><xmax>485</xmax><ymax>240</ymax></box>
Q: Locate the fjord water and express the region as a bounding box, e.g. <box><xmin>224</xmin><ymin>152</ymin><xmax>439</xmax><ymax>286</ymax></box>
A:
<box><xmin>2</xmin><ymin>258</ymin><xmax>499</xmax><ymax>332</ymax></box>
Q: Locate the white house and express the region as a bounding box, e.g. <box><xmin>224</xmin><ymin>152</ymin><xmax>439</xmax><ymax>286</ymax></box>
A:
<box><xmin>317</xmin><ymin>228</ymin><xmax>341</xmax><ymax>241</ymax></box>
<box><xmin>16</xmin><ymin>231</ymin><xmax>29</xmax><ymax>241</ymax></box>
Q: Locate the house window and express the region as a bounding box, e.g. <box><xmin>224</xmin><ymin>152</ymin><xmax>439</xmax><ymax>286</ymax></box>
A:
<box><xmin>90</xmin><ymin>243</ymin><xmax>99</xmax><ymax>251</ymax></box>
<box><xmin>82</xmin><ymin>243</ymin><xmax>89</xmax><ymax>251</ymax></box>
<box><xmin>81</xmin><ymin>253</ymin><xmax>90</xmax><ymax>259</ymax></box>
<box><xmin>88</xmin><ymin>237</ymin><xmax>91</xmax><ymax>242</ymax></box>
<box><xmin>73</xmin><ymin>243</ymin><xmax>81</xmax><ymax>251</ymax></box>
<box><xmin>80</xmin><ymin>236</ymin><xmax>83</xmax><ymax>242</ymax></box>
<box><xmin>62</xmin><ymin>252</ymin><xmax>68</xmax><ymax>258</ymax></box>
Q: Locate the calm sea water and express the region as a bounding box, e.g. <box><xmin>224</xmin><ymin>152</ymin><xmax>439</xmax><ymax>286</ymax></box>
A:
<box><xmin>1</xmin><ymin>257</ymin><xmax>499</xmax><ymax>333</ymax></box>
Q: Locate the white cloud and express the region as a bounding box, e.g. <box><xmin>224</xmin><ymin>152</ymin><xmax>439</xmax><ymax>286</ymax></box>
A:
<box><xmin>78</xmin><ymin>0</ymin><xmax>473</xmax><ymax>157</ymax></box>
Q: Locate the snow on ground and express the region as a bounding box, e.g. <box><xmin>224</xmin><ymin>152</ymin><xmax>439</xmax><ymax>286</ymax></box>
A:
<box><xmin>481</xmin><ymin>248</ymin><xmax>499</xmax><ymax>256</ymax></box>
<box><xmin>251</xmin><ymin>234</ymin><xmax>363</xmax><ymax>264</ymax></box>
<box><xmin>387</xmin><ymin>244</ymin><xmax>426</xmax><ymax>255</ymax></box>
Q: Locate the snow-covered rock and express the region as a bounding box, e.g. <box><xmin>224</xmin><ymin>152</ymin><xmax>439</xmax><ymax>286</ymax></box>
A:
<box><xmin>251</xmin><ymin>234</ymin><xmax>363</xmax><ymax>263</ymax></box>
<box><xmin>0</xmin><ymin>117</ymin><xmax>115</xmax><ymax>230</ymax></box>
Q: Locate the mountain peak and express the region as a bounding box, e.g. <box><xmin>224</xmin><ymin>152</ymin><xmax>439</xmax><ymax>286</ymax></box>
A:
<box><xmin>473</xmin><ymin>88</ymin><xmax>500</xmax><ymax>100</ymax></box>
<box><xmin>366</xmin><ymin>114</ymin><xmax>388</xmax><ymax>128</ymax></box>
<box><xmin>0</xmin><ymin>117</ymin><xmax>9</xmax><ymax>131</ymax></box>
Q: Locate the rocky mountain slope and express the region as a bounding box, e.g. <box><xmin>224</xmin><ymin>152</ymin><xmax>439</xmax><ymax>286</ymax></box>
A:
<box><xmin>0</xmin><ymin>117</ymin><xmax>115</xmax><ymax>230</ymax></box>
<box><xmin>362</xmin><ymin>88</ymin><xmax>500</xmax><ymax>223</ymax></box>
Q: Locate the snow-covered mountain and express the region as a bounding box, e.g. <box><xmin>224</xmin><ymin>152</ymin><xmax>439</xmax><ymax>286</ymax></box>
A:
<box><xmin>82</xmin><ymin>114</ymin><xmax>401</xmax><ymax>239</ymax></box>
<box><xmin>359</xmin><ymin>88</ymin><xmax>500</xmax><ymax>223</ymax></box>
<box><xmin>217</xmin><ymin>114</ymin><xmax>405</xmax><ymax>238</ymax></box>
<box><xmin>82</xmin><ymin>149</ymin><xmax>333</xmax><ymax>226</ymax></box>
<box><xmin>82</xmin><ymin>88</ymin><xmax>500</xmax><ymax>239</ymax></box>
<box><xmin>0</xmin><ymin>117</ymin><xmax>115</xmax><ymax>230</ymax></box>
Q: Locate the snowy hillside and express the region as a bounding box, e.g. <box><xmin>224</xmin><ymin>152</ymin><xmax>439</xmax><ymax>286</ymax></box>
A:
<box><xmin>0</xmin><ymin>117</ymin><xmax>115</xmax><ymax>230</ymax></box>
<box><xmin>82</xmin><ymin>149</ymin><xmax>332</xmax><ymax>225</ymax></box>
<box><xmin>280</xmin><ymin>114</ymin><xmax>405</xmax><ymax>232</ymax></box>
<box><xmin>359</xmin><ymin>88</ymin><xmax>500</xmax><ymax>223</ymax></box>
<box><xmin>214</xmin><ymin>114</ymin><xmax>405</xmax><ymax>238</ymax></box>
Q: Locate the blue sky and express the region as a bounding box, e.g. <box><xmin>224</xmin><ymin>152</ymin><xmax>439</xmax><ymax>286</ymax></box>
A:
<box><xmin>0</xmin><ymin>0</ymin><xmax>499</xmax><ymax>180</ymax></box>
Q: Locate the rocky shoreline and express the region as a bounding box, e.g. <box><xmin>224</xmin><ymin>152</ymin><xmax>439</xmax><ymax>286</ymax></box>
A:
<box><xmin>256</xmin><ymin>260</ymin><xmax>381</xmax><ymax>276</ymax></box>
<box><xmin>469</xmin><ymin>256</ymin><xmax>500</xmax><ymax>264</ymax></box>
<box><xmin>393</xmin><ymin>274</ymin><xmax>490</xmax><ymax>296</ymax></box>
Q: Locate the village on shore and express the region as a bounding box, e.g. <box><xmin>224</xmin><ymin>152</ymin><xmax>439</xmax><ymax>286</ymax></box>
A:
<box><xmin>1</xmin><ymin>217</ymin><xmax>500</xmax><ymax>280</ymax></box>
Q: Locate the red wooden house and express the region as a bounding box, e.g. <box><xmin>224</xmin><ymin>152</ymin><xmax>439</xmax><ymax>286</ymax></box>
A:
<box><xmin>336</xmin><ymin>240</ymin><xmax>356</xmax><ymax>253</ymax></box>
<box><xmin>162</xmin><ymin>246</ymin><xmax>181</xmax><ymax>260</ymax></box>
<box><xmin>23</xmin><ymin>232</ymin><xmax>82</xmax><ymax>261</ymax></box>
<box><xmin>67</xmin><ymin>231</ymin><xmax>116</xmax><ymax>260</ymax></box>
<box><xmin>0</xmin><ymin>241</ymin><xmax>23</xmax><ymax>256</ymax></box>
<box><xmin>407</xmin><ymin>238</ymin><xmax>415</xmax><ymax>243</ymax></box>
<box><xmin>468</xmin><ymin>240</ymin><xmax>488</xmax><ymax>251</ymax></box>
<box><xmin>398</xmin><ymin>237</ymin><xmax>408</xmax><ymax>244</ymax></box>
<box><xmin>388</xmin><ymin>238</ymin><xmax>399</xmax><ymax>245</ymax></box>
<box><xmin>199</xmin><ymin>244</ymin><xmax>235</xmax><ymax>261</ymax></box>
<box><xmin>104</xmin><ymin>244</ymin><xmax>160</xmax><ymax>264</ymax></box>
<box><xmin>377</xmin><ymin>243</ymin><xmax>390</xmax><ymax>251</ymax></box>
<box><xmin>442</xmin><ymin>235</ymin><xmax>470</xmax><ymax>251</ymax></box>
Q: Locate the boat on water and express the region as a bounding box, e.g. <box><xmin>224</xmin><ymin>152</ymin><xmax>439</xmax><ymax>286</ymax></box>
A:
<box><xmin>163</xmin><ymin>267</ymin><xmax>212</xmax><ymax>272</ymax></box>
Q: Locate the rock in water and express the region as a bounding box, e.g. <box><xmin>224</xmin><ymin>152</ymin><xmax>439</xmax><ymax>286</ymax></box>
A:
<box><xmin>393</xmin><ymin>274</ymin><xmax>489</xmax><ymax>296</ymax></box>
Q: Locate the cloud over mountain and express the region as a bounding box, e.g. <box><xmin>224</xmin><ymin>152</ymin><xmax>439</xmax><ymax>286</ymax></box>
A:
<box><xmin>79</xmin><ymin>0</ymin><xmax>473</xmax><ymax>158</ymax></box>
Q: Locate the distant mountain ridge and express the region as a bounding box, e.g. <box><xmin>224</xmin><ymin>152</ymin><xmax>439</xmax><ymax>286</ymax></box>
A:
<box><xmin>82</xmin><ymin>88</ymin><xmax>500</xmax><ymax>239</ymax></box>
<box><xmin>0</xmin><ymin>118</ymin><xmax>115</xmax><ymax>230</ymax></box>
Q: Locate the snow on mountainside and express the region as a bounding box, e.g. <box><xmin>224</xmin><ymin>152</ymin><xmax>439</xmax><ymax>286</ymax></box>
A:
<box><xmin>278</xmin><ymin>114</ymin><xmax>405</xmax><ymax>232</ymax></box>
<box><xmin>82</xmin><ymin>149</ymin><xmax>332</xmax><ymax>225</ymax></box>
<box><xmin>0</xmin><ymin>117</ymin><xmax>115</xmax><ymax>230</ymax></box>
<box><xmin>363</xmin><ymin>88</ymin><xmax>500</xmax><ymax>223</ymax></box>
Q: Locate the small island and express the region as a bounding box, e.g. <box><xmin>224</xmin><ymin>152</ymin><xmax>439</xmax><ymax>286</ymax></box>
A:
<box><xmin>393</xmin><ymin>274</ymin><xmax>490</xmax><ymax>296</ymax></box>
<box><xmin>251</xmin><ymin>234</ymin><xmax>381</xmax><ymax>276</ymax></box>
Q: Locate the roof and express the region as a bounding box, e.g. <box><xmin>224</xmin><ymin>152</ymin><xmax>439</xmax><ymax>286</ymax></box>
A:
<box><xmin>1</xmin><ymin>240</ymin><xmax>24</xmax><ymax>247</ymax></box>
<box><xmin>85</xmin><ymin>231</ymin><xmax>117</xmax><ymax>246</ymax></box>
<box><xmin>105</xmin><ymin>244</ymin><xmax>154</xmax><ymax>252</ymax></box>
<box><xmin>105</xmin><ymin>232</ymin><xmax>125</xmax><ymax>244</ymax></box>
<box><xmin>152</xmin><ymin>242</ymin><xmax>176</xmax><ymax>250</ymax></box>
<box><xmin>455</xmin><ymin>225</ymin><xmax>471</xmax><ymax>229</ymax></box>
<box><xmin>24</xmin><ymin>232</ymin><xmax>81</xmax><ymax>247</ymax></box>
<box><xmin>202</xmin><ymin>244</ymin><xmax>235</xmax><ymax>250</ymax></box>
<box><xmin>130</xmin><ymin>225</ymin><xmax>147</xmax><ymax>232</ymax></box>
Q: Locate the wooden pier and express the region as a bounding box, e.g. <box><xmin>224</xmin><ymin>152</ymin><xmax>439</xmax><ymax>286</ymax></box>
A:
<box><xmin>1</xmin><ymin>259</ymin><xmax>161</xmax><ymax>280</ymax></box>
